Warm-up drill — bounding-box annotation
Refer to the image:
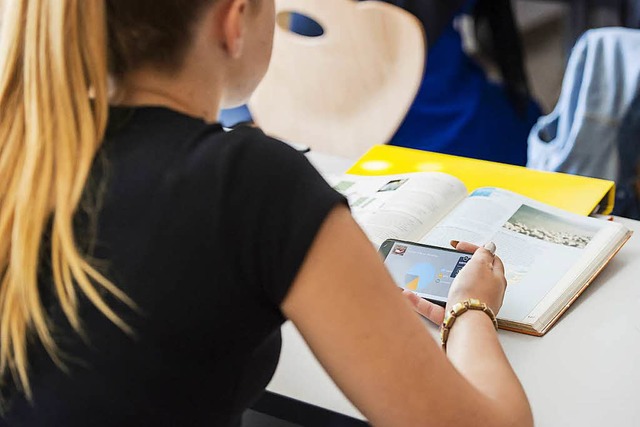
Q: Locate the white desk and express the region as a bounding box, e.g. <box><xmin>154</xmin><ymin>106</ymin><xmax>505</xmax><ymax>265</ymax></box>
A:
<box><xmin>265</xmin><ymin>151</ymin><xmax>640</xmax><ymax>426</ymax></box>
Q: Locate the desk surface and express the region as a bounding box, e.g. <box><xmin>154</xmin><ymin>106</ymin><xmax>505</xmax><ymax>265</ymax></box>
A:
<box><xmin>266</xmin><ymin>151</ymin><xmax>640</xmax><ymax>426</ymax></box>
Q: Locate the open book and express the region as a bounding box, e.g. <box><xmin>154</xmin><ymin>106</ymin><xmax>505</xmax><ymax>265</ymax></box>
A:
<box><xmin>330</xmin><ymin>172</ymin><xmax>633</xmax><ymax>336</ymax></box>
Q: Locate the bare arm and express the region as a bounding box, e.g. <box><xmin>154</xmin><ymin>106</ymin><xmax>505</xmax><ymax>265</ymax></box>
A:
<box><xmin>281</xmin><ymin>206</ymin><xmax>532</xmax><ymax>427</ymax></box>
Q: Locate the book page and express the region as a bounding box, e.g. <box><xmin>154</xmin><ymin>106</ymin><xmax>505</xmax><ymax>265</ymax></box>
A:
<box><xmin>330</xmin><ymin>173</ymin><xmax>467</xmax><ymax>247</ymax></box>
<box><xmin>420</xmin><ymin>187</ymin><xmax>620</xmax><ymax>324</ymax></box>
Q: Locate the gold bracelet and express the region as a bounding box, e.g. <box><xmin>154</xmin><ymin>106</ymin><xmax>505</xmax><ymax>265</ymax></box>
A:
<box><xmin>440</xmin><ymin>298</ymin><xmax>499</xmax><ymax>351</ymax></box>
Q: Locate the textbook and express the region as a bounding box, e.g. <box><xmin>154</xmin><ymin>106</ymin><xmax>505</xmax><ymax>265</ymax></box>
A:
<box><xmin>347</xmin><ymin>145</ymin><xmax>616</xmax><ymax>216</ymax></box>
<box><xmin>330</xmin><ymin>172</ymin><xmax>632</xmax><ymax>336</ymax></box>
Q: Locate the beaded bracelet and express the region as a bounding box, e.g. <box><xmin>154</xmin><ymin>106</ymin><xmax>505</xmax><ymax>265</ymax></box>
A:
<box><xmin>440</xmin><ymin>298</ymin><xmax>499</xmax><ymax>351</ymax></box>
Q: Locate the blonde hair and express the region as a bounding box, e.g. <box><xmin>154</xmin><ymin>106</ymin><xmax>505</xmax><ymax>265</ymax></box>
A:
<box><xmin>0</xmin><ymin>0</ymin><xmax>132</xmax><ymax>398</ymax></box>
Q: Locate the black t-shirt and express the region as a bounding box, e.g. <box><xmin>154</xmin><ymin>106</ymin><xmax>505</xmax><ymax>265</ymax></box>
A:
<box><xmin>0</xmin><ymin>107</ymin><xmax>345</xmax><ymax>426</ymax></box>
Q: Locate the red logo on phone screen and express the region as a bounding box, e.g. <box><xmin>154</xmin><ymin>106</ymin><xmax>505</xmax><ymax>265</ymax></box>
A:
<box><xmin>393</xmin><ymin>245</ymin><xmax>407</xmax><ymax>256</ymax></box>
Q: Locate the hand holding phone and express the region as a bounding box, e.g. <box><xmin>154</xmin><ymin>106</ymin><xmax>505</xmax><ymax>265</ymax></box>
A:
<box><xmin>379</xmin><ymin>239</ymin><xmax>472</xmax><ymax>307</ymax></box>
<box><xmin>445</xmin><ymin>241</ymin><xmax>507</xmax><ymax>315</ymax></box>
<box><xmin>379</xmin><ymin>239</ymin><xmax>507</xmax><ymax>315</ymax></box>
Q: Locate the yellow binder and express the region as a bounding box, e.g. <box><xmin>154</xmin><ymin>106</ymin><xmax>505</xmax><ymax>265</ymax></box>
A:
<box><xmin>347</xmin><ymin>145</ymin><xmax>615</xmax><ymax>216</ymax></box>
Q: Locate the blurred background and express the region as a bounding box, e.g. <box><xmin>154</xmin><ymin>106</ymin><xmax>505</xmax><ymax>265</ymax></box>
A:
<box><xmin>515</xmin><ymin>0</ymin><xmax>632</xmax><ymax>112</ymax></box>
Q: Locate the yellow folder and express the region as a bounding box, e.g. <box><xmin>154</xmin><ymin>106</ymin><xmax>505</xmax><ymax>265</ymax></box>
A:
<box><xmin>347</xmin><ymin>145</ymin><xmax>615</xmax><ymax>216</ymax></box>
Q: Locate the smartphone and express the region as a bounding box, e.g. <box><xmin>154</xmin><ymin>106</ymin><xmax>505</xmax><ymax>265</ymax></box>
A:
<box><xmin>378</xmin><ymin>239</ymin><xmax>472</xmax><ymax>306</ymax></box>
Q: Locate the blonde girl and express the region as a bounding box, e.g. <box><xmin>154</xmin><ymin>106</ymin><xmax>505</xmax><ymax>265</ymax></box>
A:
<box><xmin>0</xmin><ymin>1</ymin><xmax>532</xmax><ymax>426</ymax></box>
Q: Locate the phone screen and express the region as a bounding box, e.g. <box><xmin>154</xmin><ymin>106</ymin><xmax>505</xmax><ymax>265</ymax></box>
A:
<box><xmin>379</xmin><ymin>240</ymin><xmax>471</xmax><ymax>304</ymax></box>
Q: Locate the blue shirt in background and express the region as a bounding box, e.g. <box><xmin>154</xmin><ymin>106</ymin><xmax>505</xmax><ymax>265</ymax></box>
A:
<box><xmin>392</xmin><ymin>0</ymin><xmax>541</xmax><ymax>166</ymax></box>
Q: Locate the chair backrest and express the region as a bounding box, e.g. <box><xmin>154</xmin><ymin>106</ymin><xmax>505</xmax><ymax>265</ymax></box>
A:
<box><xmin>249</xmin><ymin>0</ymin><xmax>425</xmax><ymax>159</ymax></box>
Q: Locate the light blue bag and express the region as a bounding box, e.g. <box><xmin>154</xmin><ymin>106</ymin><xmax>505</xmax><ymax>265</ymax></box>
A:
<box><xmin>527</xmin><ymin>28</ymin><xmax>640</xmax><ymax>185</ymax></box>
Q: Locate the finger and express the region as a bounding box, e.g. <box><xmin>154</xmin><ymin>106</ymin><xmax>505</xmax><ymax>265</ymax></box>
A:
<box><xmin>468</xmin><ymin>246</ymin><xmax>497</xmax><ymax>266</ymax></box>
<box><xmin>451</xmin><ymin>241</ymin><xmax>480</xmax><ymax>254</ymax></box>
<box><xmin>483</xmin><ymin>242</ymin><xmax>497</xmax><ymax>256</ymax></box>
<box><xmin>492</xmin><ymin>254</ymin><xmax>506</xmax><ymax>275</ymax></box>
<box><xmin>402</xmin><ymin>290</ymin><xmax>445</xmax><ymax>324</ymax></box>
<box><xmin>402</xmin><ymin>289</ymin><xmax>421</xmax><ymax>308</ymax></box>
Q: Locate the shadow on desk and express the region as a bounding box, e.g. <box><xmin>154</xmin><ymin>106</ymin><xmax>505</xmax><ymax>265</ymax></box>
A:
<box><xmin>243</xmin><ymin>391</ymin><xmax>369</xmax><ymax>427</ymax></box>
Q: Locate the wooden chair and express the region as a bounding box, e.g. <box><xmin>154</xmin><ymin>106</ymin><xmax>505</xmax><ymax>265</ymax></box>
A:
<box><xmin>249</xmin><ymin>0</ymin><xmax>425</xmax><ymax>159</ymax></box>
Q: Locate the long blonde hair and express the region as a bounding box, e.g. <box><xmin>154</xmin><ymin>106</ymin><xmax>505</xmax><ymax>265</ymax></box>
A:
<box><xmin>0</xmin><ymin>0</ymin><xmax>215</xmax><ymax>399</ymax></box>
<box><xmin>0</xmin><ymin>0</ymin><xmax>128</xmax><ymax>397</ymax></box>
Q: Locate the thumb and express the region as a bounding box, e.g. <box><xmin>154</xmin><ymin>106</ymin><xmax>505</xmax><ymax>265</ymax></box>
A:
<box><xmin>467</xmin><ymin>245</ymin><xmax>498</xmax><ymax>269</ymax></box>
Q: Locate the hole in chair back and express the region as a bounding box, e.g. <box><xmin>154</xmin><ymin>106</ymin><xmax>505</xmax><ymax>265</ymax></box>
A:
<box><xmin>277</xmin><ymin>11</ymin><xmax>325</xmax><ymax>38</ymax></box>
